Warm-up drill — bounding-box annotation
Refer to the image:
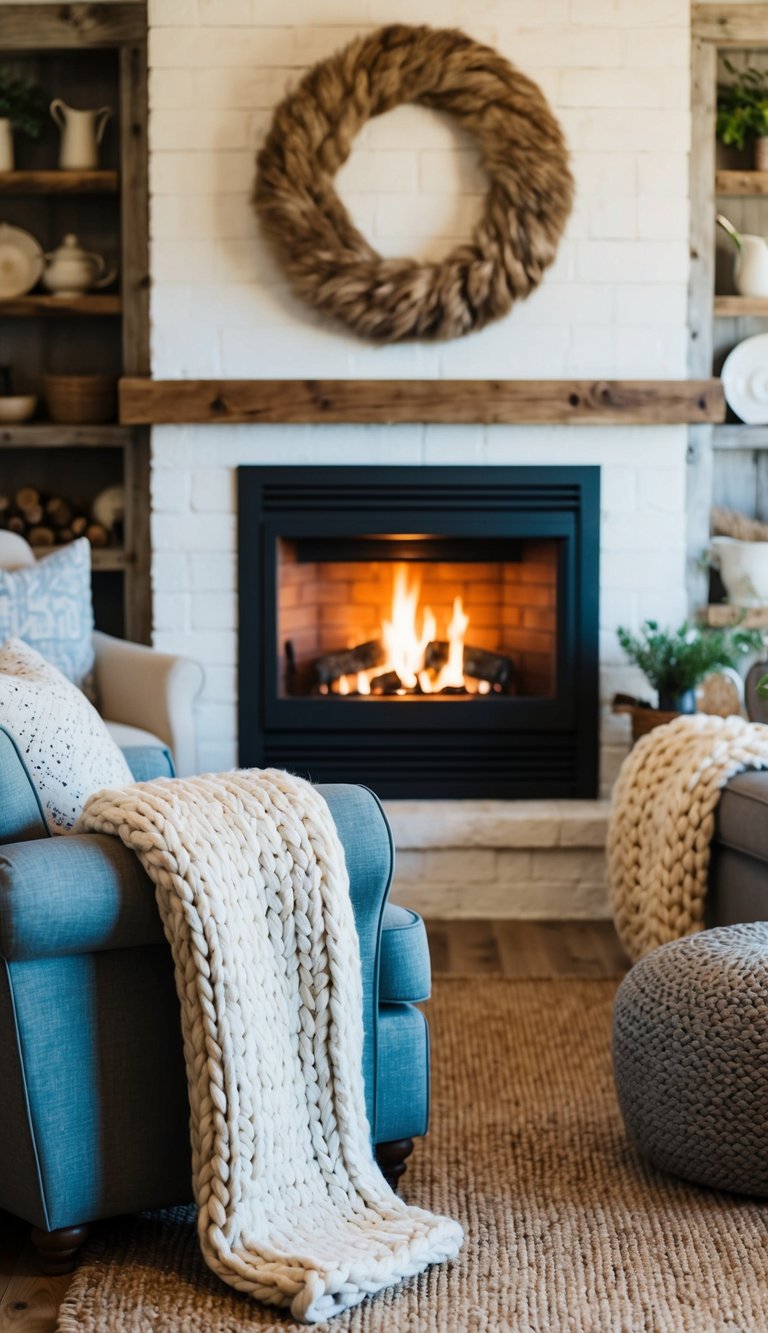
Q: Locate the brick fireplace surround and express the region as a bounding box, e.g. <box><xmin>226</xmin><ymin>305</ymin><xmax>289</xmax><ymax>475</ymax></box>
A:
<box><xmin>147</xmin><ymin>0</ymin><xmax>691</xmax><ymax>917</ymax></box>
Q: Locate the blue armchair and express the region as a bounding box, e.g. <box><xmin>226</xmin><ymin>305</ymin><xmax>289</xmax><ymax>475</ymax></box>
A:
<box><xmin>0</xmin><ymin>730</ymin><xmax>432</xmax><ymax>1273</ymax></box>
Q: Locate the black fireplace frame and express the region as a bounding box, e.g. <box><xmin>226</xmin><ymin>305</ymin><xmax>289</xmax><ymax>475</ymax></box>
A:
<box><xmin>238</xmin><ymin>465</ymin><xmax>600</xmax><ymax>798</ymax></box>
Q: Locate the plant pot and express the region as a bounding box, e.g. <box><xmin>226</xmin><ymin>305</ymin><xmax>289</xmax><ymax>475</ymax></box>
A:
<box><xmin>0</xmin><ymin>119</ymin><xmax>14</xmax><ymax>173</ymax></box>
<box><xmin>630</xmin><ymin>707</ymin><xmax>682</xmax><ymax>744</ymax></box>
<box><xmin>756</xmin><ymin>136</ymin><xmax>768</xmax><ymax>171</ymax></box>
<box><xmin>43</xmin><ymin>374</ymin><xmax>117</xmax><ymax>424</ymax></box>
<box><xmin>657</xmin><ymin>688</ymin><xmax>696</xmax><ymax>714</ymax></box>
<box><xmin>710</xmin><ymin>535</ymin><xmax>768</xmax><ymax>606</ymax></box>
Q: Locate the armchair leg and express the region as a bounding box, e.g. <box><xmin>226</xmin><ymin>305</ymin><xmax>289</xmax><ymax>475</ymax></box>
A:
<box><xmin>30</xmin><ymin>1224</ymin><xmax>90</xmax><ymax>1275</ymax></box>
<box><xmin>375</xmin><ymin>1137</ymin><xmax>414</xmax><ymax>1192</ymax></box>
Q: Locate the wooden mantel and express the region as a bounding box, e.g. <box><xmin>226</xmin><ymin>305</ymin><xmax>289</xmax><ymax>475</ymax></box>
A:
<box><xmin>119</xmin><ymin>378</ymin><xmax>725</xmax><ymax>426</ymax></box>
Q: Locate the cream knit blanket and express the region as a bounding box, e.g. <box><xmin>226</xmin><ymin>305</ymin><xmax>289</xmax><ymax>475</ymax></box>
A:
<box><xmin>609</xmin><ymin>713</ymin><xmax>768</xmax><ymax>962</ymax></box>
<box><xmin>78</xmin><ymin>768</ymin><xmax>462</xmax><ymax>1323</ymax></box>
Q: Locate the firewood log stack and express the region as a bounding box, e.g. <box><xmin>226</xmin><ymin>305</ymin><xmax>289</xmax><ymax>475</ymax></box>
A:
<box><xmin>0</xmin><ymin>487</ymin><xmax>109</xmax><ymax>549</ymax></box>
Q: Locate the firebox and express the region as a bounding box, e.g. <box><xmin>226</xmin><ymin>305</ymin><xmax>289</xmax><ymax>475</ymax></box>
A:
<box><xmin>238</xmin><ymin>466</ymin><xmax>600</xmax><ymax>798</ymax></box>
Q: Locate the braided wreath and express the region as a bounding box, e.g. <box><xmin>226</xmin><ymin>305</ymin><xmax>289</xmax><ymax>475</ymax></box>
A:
<box><xmin>254</xmin><ymin>24</ymin><xmax>573</xmax><ymax>344</ymax></box>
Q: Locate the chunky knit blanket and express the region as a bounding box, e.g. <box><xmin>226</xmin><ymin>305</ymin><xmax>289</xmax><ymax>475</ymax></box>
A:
<box><xmin>78</xmin><ymin>769</ymin><xmax>462</xmax><ymax>1323</ymax></box>
<box><xmin>609</xmin><ymin>714</ymin><xmax>768</xmax><ymax>963</ymax></box>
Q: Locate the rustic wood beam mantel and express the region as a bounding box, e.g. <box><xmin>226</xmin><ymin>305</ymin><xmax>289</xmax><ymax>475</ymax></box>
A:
<box><xmin>119</xmin><ymin>379</ymin><xmax>725</xmax><ymax>427</ymax></box>
<box><xmin>692</xmin><ymin>4</ymin><xmax>768</xmax><ymax>45</ymax></box>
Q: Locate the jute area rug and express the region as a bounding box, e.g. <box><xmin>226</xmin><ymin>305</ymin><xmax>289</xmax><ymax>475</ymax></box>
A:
<box><xmin>57</xmin><ymin>977</ymin><xmax>768</xmax><ymax>1332</ymax></box>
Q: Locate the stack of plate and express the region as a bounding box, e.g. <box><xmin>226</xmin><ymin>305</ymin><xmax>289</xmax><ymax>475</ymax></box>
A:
<box><xmin>722</xmin><ymin>334</ymin><xmax>768</xmax><ymax>425</ymax></box>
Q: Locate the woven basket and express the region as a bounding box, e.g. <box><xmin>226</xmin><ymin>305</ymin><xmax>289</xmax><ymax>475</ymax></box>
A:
<box><xmin>43</xmin><ymin>374</ymin><xmax>117</xmax><ymax>425</ymax></box>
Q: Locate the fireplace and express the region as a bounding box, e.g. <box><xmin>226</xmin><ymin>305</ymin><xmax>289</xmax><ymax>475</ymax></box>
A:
<box><xmin>238</xmin><ymin>466</ymin><xmax>600</xmax><ymax>798</ymax></box>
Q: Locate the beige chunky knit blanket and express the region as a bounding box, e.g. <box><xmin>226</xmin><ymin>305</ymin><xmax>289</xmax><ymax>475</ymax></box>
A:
<box><xmin>609</xmin><ymin>714</ymin><xmax>768</xmax><ymax>962</ymax></box>
<box><xmin>78</xmin><ymin>769</ymin><xmax>462</xmax><ymax>1323</ymax></box>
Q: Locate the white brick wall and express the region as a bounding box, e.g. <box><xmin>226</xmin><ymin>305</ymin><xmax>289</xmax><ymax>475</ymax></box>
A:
<box><xmin>147</xmin><ymin>0</ymin><xmax>693</xmax><ymax>855</ymax></box>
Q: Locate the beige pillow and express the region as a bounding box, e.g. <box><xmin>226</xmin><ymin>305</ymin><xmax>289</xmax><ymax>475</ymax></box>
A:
<box><xmin>0</xmin><ymin>637</ymin><xmax>133</xmax><ymax>833</ymax></box>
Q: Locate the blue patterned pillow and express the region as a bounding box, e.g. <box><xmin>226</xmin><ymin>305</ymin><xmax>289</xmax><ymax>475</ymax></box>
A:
<box><xmin>0</xmin><ymin>538</ymin><xmax>95</xmax><ymax>696</ymax></box>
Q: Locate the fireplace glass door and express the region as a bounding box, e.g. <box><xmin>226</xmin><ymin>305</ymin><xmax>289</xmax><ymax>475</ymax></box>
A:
<box><xmin>239</xmin><ymin>466</ymin><xmax>599</xmax><ymax>798</ymax></box>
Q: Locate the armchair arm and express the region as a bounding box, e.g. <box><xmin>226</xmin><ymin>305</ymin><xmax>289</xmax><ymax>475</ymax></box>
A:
<box><xmin>318</xmin><ymin>784</ymin><xmax>394</xmax><ymax>1108</ymax></box>
<box><xmin>0</xmin><ymin>833</ymin><xmax>163</xmax><ymax>962</ymax></box>
<box><xmin>93</xmin><ymin>631</ymin><xmax>204</xmax><ymax>777</ymax></box>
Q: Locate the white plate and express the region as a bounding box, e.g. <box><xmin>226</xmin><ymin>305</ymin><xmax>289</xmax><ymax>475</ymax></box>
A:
<box><xmin>722</xmin><ymin>333</ymin><xmax>768</xmax><ymax>424</ymax></box>
<box><xmin>0</xmin><ymin>223</ymin><xmax>43</xmax><ymax>300</ymax></box>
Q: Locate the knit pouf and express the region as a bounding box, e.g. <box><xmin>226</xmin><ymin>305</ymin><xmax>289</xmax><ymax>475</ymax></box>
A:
<box><xmin>613</xmin><ymin>923</ymin><xmax>768</xmax><ymax>1196</ymax></box>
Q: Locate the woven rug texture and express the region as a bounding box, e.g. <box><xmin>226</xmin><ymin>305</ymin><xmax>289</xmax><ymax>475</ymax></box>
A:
<box><xmin>57</xmin><ymin>976</ymin><xmax>768</xmax><ymax>1332</ymax></box>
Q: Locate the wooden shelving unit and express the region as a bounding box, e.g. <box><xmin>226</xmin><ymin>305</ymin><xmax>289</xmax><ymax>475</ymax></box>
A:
<box><xmin>712</xmin><ymin>424</ymin><xmax>768</xmax><ymax>450</ymax></box>
<box><xmin>699</xmin><ymin>604</ymin><xmax>768</xmax><ymax>629</ymax></box>
<box><xmin>0</xmin><ymin>294</ymin><xmax>121</xmax><ymax>316</ymax></box>
<box><xmin>714</xmin><ymin>295</ymin><xmax>768</xmax><ymax>317</ymax></box>
<box><xmin>689</xmin><ymin>5</ymin><xmax>768</xmax><ymax>610</ymax></box>
<box><xmin>0</xmin><ymin>424</ymin><xmax>132</xmax><ymax>447</ymax></box>
<box><xmin>715</xmin><ymin>169</ymin><xmax>768</xmax><ymax>195</ymax></box>
<box><xmin>33</xmin><ymin>545</ymin><xmax>128</xmax><ymax>571</ymax></box>
<box><xmin>0</xmin><ymin>3</ymin><xmax>150</xmax><ymax>642</ymax></box>
<box><xmin>0</xmin><ymin>169</ymin><xmax>118</xmax><ymax>194</ymax></box>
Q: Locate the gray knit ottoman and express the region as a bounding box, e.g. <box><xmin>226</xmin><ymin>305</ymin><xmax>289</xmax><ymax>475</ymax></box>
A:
<box><xmin>613</xmin><ymin>922</ymin><xmax>768</xmax><ymax>1195</ymax></box>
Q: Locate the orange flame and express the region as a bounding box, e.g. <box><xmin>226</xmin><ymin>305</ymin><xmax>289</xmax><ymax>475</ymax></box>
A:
<box><xmin>382</xmin><ymin>564</ymin><xmax>468</xmax><ymax>693</ymax></box>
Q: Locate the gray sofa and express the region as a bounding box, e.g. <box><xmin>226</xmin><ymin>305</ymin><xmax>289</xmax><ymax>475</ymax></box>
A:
<box><xmin>710</xmin><ymin>771</ymin><xmax>768</xmax><ymax>925</ymax></box>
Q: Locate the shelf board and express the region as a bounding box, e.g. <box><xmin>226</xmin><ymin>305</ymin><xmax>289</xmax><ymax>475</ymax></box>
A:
<box><xmin>716</xmin><ymin>170</ymin><xmax>768</xmax><ymax>196</ymax></box>
<box><xmin>0</xmin><ymin>294</ymin><xmax>121</xmax><ymax>317</ymax></box>
<box><xmin>699</xmin><ymin>604</ymin><xmax>768</xmax><ymax>629</ymax></box>
<box><xmin>33</xmin><ymin>546</ymin><xmax>128</xmax><ymax>571</ymax></box>
<box><xmin>0</xmin><ymin>170</ymin><xmax>118</xmax><ymax>194</ymax></box>
<box><xmin>714</xmin><ymin>295</ymin><xmax>768</xmax><ymax>317</ymax></box>
<box><xmin>713</xmin><ymin>424</ymin><xmax>768</xmax><ymax>449</ymax></box>
<box><xmin>119</xmin><ymin>377</ymin><xmax>726</xmax><ymax>426</ymax></box>
<box><xmin>0</xmin><ymin>424</ymin><xmax>131</xmax><ymax>448</ymax></box>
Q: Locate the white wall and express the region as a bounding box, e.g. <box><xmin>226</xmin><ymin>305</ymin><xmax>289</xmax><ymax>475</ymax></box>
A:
<box><xmin>147</xmin><ymin>0</ymin><xmax>692</xmax><ymax>790</ymax></box>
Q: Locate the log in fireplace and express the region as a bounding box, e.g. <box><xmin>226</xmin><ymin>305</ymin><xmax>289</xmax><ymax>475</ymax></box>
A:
<box><xmin>238</xmin><ymin>466</ymin><xmax>600</xmax><ymax>798</ymax></box>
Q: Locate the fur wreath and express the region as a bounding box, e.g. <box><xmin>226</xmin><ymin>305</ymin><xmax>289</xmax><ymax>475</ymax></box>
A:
<box><xmin>254</xmin><ymin>24</ymin><xmax>573</xmax><ymax>343</ymax></box>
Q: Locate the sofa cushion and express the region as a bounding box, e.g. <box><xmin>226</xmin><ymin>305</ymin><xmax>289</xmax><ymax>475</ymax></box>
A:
<box><xmin>717</xmin><ymin>770</ymin><xmax>768</xmax><ymax>863</ymax></box>
<box><xmin>374</xmin><ymin>1003</ymin><xmax>430</xmax><ymax>1142</ymax></box>
<box><xmin>379</xmin><ymin>903</ymin><xmax>431</xmax><ymax>1003</ymax></box>
<box><xmin>0</xmin><ymin>639</ymin><xmax>132</xmax><ymax>833</ymax></box>
<box><xmin>0</xmin><ymin>538</ymin><xmax>95</xmax><ymax>696</ymax></box>
<box><xmin>121</xmin><ymin>743</ymin><xmax>175</xmax><ymax>782</ymax></box>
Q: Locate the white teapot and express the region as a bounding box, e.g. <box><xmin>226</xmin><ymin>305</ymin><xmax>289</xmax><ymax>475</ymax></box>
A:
<box><xmin>717</xmin><ymin>213</ymin><xmax>768</xmax><ymax>299</ymax></box>
<box><xmin>42</xmin><ymin>234</ymin><xmax>117</xmax><ymax>298</ymax></box>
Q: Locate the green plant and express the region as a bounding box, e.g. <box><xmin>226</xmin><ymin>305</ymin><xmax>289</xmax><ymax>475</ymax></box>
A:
<box><xmin>716</xmin><ymin>58</ymin><xmax>768</xmax><ymax>152</ymax></box>
<box><xmin>0</xmin><ymin>69</ymin><xmax>46</xmax><ymax>140</ymax></box>
<box><xmin>617</xmin><ymin>620</ymin><xmax>763</xmax><ymax>701</ymax></box>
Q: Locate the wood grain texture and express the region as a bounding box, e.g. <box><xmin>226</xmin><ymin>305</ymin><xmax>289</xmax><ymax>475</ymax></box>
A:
<box><xmin>693</xmin><ymin>4</ymin><xmax>768</xmax><ymax>45</ymax></box>
<box><xmin>424</xmin><ymin>919</ymin><xmax>629</xmax><ymax>979</ymax></box>
<box><xmin>0</xmin><ymin>425</ymin><xmax>132</xmax><ymax>448</ymax></box>
<box><xmin>714</xmin><ymin>295</ymin><xmax>768</xmax><ymax>317</ymax></box>
<box><xmin>0</xmin><ymin>171</ymin><xmax>118</xmax><ymax>194</ymax></box>
<box><xmin>0</xmin><ymin>295</ymin><xmax>121</xmax><ymax>317</ymax></box>
<box><xmin>698</xmin><ymin>604</ymin><xmax>768</xmax><ymax>628</ymax></box>
<box><xmin>716</xmin><ymin>170</ymin><xmax>768</xmax><ymax>196</ymax></box>
<box><xmin>0</xmin><ymin>4</ymin><xmax>145</xmax><ymax>48</ymax></box>
<box><xmin>118</xmin><ymin>378</ymin><xmax>726</xmax><ymax>426</ymax></box>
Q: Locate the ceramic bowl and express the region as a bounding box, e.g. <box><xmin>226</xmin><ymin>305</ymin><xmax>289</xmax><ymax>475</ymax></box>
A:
<box><xmin>0</xmin><ymin>394</ymin><xmax>37</xmax><ymax>423</ymax></box>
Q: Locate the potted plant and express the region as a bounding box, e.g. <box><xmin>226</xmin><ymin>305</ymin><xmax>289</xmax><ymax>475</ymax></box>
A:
<box><xmin>717</xmin><ymin>58</ymin><xmax>768</xmax><ymax>171</ymax></box>
<box><xmin>615</xmin><ymin>620</ymin><xmax>763</xmax><ymax>741</ymax></box>
<box><xmin>0</xmin><ymin>69</ymin><xmax>47</xmax><ymax>172</ymax></box>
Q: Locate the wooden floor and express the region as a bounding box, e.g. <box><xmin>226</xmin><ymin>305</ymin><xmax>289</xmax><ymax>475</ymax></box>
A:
<box><xmin>0</xmin><ymin>919</ymin><xmax>627</xmax><ymax>1331</ymax></box>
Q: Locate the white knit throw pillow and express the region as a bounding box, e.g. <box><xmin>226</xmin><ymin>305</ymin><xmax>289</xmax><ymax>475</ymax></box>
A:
<box><xmin>0</xmin><ymin>637</ymin><xmax>133</xmax><ymax>833</ymax></box>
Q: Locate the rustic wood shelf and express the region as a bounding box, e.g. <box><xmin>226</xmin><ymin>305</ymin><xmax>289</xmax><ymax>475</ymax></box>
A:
<box><xmin>715</xmin><ymin>170</ymin><xmax>768</xmax><ymax>196</ymax></box>
<box><xmin>714</xmin><ymin>295</ymin><xmax>768</xmax><ymax>317</ymax></box>
<box><xmin>699</xmin><ymin>603</ymin><xmax>768</xmax><ymax>629</ymax></box>
<box><xmin>0</xmin><ymin>423</ymin><xmax>131</xmax><ymax>447</ymax></box>
<box><xmin>0</xmin><ymin>294</ymin><xmax>121</xmax><ymax>317</ymax></box>
<box><xmin>119</xmin><ymin>378</ymin><xmax>725</xmax><ymax>427</ymax></box>
<box><xmin>712</xmin><ymin>424</ymin><xmax>768</xmax><ymax>449</ymax></box>
<box><xmin>0</xmin><ymin>170</ymin><xmax>118</xmax><ymax>194</ymax></box>
<box><xmin>33</xmin><ymin>545</ymin><xmax>128</xmax><ymax>571</ymax></box>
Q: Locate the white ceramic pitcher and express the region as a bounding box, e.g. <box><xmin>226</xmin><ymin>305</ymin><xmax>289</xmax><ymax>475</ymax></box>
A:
<box><xmin>717</xmin><ymin>213</ymin><xmax>768</xmax><ymax>299</ymax></box>
<box><xmin>50</xmin><ymin>100</ymin><xmax>112</xmax><ymax>170</ymax></box>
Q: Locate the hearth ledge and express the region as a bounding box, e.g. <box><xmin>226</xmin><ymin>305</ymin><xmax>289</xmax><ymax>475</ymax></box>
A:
<box><xmin>385</xmin><ymin>799</ymin><xmax>611</xmax><ymax>920</ymax></box>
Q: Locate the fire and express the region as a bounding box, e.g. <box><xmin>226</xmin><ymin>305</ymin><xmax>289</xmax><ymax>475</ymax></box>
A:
<box><xmin>383</xmin><ymin>564</ymin><xmax>468</xmax><ymax>694</ymax></box>
<box><xmin>381</xmin><ymin>565</ymin><xmax>437</xmax><ymax>690</ymax></box>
